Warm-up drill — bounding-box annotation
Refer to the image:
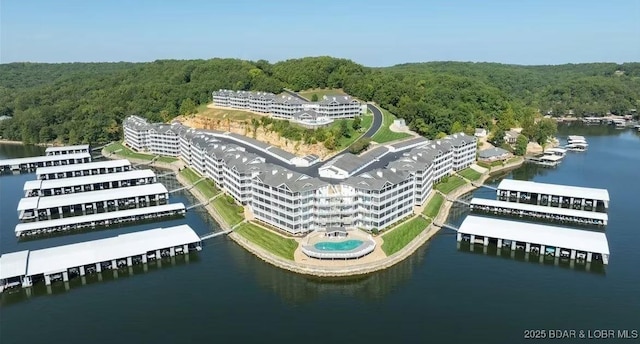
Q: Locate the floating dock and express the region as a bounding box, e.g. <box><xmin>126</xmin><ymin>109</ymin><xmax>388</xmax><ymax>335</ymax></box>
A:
<box><xmin>24</xmin><ymin>169</ymin><xmax>157</xmax><ymax>197</ymax></box>
<box><xmin>525</xmin><ymin>154</ymin><xmax>563</xmax><ymax>167</ymax></box>
<box><xmin>45</xmin><ymin>145</ymin><xmax>90</xmax><ymax>156</ymax></box>
<box><xmin>36</xmin><ymin>159</ymin><xmax>132</xmax><ymax>180</ymax></box>
<box><xmin>0</xmin><ymin>153</ymin><xmax>92</xmax><ymax>173</ymax></box>
<box><xmin>17</xmin><ymin>183</ymin><xmax>169</xmax><ymax>221</ymax></box>
<box><xmin>457</xmin><ymin>215</ymin><xmax>610</xmax><ymax>264</ymax></box>
<box><xmin>470</xmin><ymin>198</ymin><xmax>608</xmax><ymax>226</ymax></box>
<box><xmin>14</xmin><ymin>203</ymin><xmax>186</xmax><ymax>237</ymax></box>
<box><xmin>0</xmin><ymin>225</ymin><xmax>202</xmax><ymax>292</ymax></box>
<box><xmin>496</xmin><ymin>179</ymin><xmax>609</xmax><ymax>212</ymax></box>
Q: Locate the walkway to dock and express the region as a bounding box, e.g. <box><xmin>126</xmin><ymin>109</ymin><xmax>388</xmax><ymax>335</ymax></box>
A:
<box><xmin>169</xmin><ymin>177</ymin><xmax>206</xmax><ymax>193</ymax></box>
<box><xmin>199</xmin><ymin>220</ymin><xmax>245</xmax><ymax>240</ymax></box>
<box><xmin>433</xmin><ymin>222</ymin><xmax>459</xmax><ymax>232</ymax></box>
<box><xmin>185</xmin><ymin>194</ymin><xmax>223</xmax><ymax>211</ymax></box>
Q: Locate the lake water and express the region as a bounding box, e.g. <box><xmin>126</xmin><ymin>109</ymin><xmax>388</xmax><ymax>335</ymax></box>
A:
<box><xmin>1</xmin><ymin>126</ymin><xmax>638</xmax><ymax>344</ymax></box>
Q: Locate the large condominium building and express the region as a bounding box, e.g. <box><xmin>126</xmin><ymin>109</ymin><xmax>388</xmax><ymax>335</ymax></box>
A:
<box><xmin>211</xmin><ymin>90</ymin><xmax>364</xmax><ymax>119</ymax></box>
<box><xmin>123</xmin><ymin>116</ymin><xmax>477</xmax><ymax>235</ymax></box>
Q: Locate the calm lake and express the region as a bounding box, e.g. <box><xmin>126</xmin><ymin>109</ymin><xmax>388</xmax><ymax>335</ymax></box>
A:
<box><xmin>1</xmin><ymin>125</ymin><xmax>638</xmax><ymax>344</ymax></box>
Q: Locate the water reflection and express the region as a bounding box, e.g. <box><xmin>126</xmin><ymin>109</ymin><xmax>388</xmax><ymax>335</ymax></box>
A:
<box><xmin>456</xmin><ymin>242</ymin><xmax>606</xmax><ymax>275</ymax></box>
<box><xmin>0</xmin><ymin>253</ymin><xmax>200</xmax><ymax>307</ymax></box>
<box><xmin>230</xmin><ymin>239</ymin><xmax>430</xmax><ymax>305</ymax></box>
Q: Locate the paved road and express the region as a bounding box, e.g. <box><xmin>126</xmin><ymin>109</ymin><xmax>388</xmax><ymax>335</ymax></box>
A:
<box><xmin>364</xmin><ymin>103</ymin><xmax>383</xmax><ymax>139</ymax></box>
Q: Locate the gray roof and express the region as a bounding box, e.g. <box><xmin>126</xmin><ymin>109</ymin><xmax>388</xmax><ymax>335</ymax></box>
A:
<box><xmin>387</xmin><ymin>137</ymin><xmax>429</xmax><ymax>150</ymax></box>
<box><xmin>359</xmin><ymin>146</ymin><xmax>390</xmax><ymax>162</ymax></box>
<box><xmin>293</xmin><ymin>110</ymin><xmax>321</xmax><ymax>121</ymax></box>
<box><xmin>343</xmin><ymin>168</ymin><xmax>410</xmax><ymax>191</ymax></box>
<box><xmin>265</xmin><ymin>146</ymin><xmax>296</xmax><ymax>161</ymax></box>
<box><xmin>478</xmin><ymin>147</ymin><xmax>510</xmax><ymax>158</ymax></box>
<box><xmin>273</xmin><ymin>95</ymin><xmax>306</xmax><ymax>105</ymax></box>
<box><xmin>223</xmin><ymin>152</ymin><xmax>265</xmax><ymax>173</ymax></box>
<box><xmin>255</xmin><ymin>164</ymin><xmax>327</xmax><ymax>193</ymax></box>
<box><xmin>444</xmin><ymin>133</ymin><xmax>477</xmax><ymax>147</ymax></box>
<box><xmin>318</xmin><ymin>95</ymin><xmax>359</xmax><ymax>105</ymax></box>
<box><xmin>325</xmin><ymin>153</ymin><xmax>369</xmax><ymax>174</ymax></box>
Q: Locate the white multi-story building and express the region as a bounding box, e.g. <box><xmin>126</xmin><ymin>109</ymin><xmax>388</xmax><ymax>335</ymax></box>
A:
<box><xmin>211</xmin><ymin>90</ymin><xmax>364</xmax><ymax>119</ymax></box>
<box><xmin>123</xmin><ymin>117</ymin><xmax>477</xmax><ymax>235</ymax></box>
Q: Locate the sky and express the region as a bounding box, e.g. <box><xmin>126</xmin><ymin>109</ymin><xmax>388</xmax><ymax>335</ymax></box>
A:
<box><xmin>1</xmin><ymin>0</ymin><xmax>639</xmax><ymax>66</ymax></box>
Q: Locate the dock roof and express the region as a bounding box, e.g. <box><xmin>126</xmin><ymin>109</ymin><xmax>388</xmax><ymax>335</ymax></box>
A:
<box><xmin>0</xmin><ymin>153</ymin><xmax>91</xmax><ymax>167</ymax></box>
<box><xmin>0</xmin><ymin>250</ymin><xmax>30</xmax><ymax>279</ymax></box>
<box><xmin>17</xmin><ymin>183</ymin><xmax>168</xmax><ymax>211</ymax></box>
<box><xmin>25</xmin><ymin>225</ymin><xmax>200</xmax><ymax>276</ymax></box>
<box><xmin>497</xmin><ymin>179</ymin><xmax>610</xmax><ymax>202</ymax></box>
<box><xmin>15</xmin><ymin>203</ymin><xmax>185</xmax><ymax>234</ymax></box>
<box><xmin>458</xmin><ymin>215</ymin><xmax>610</xmax><ymax>255</ymax></box>
<box><xmin>45</xmin><ymin>145</ymin><xmax>90</xmax><ymax>153</ymax></box>
<box><xmin>470</xmin><ymin>198</ymin><xmax>608</xmax><ymax>221</ymax></box>
<box><xmin>36</xmin><ymin>159</ymin><xmax>131</xmax><ymax>176</ymax></box>
<box><xmin>24</xmin><ymin>169</ymin><xmax>156</xmax><ymax>191</ymax></box>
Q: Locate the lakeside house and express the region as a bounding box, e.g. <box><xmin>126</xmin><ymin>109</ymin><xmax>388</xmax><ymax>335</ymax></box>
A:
<box><xmin>504</xmin><ymin>130</ymin><xmax>520</xmax><ymax>144</ymax></box>
<box><xmin>474</xmin><ymin>128</ymin><xmax>487</xmax><ymax>138</ymax></box>
<box><xmin>123</xmin><ymin>115</ymin><xmax>477</xmax><ymax>235</ymax></box>
<box><xmin>478</xmin><ymin>147</ymin><xmax>511</xmax><ymax>162</ymax></box>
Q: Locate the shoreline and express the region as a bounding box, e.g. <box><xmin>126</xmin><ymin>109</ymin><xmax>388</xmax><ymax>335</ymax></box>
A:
<box><xmin>104</xmin><ymin>147</ymin><xmax>524</xmax><ymax>278</ymax></box>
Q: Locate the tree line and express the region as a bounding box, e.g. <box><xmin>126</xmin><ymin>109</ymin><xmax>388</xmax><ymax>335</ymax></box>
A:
<box><xmin>0</xmin><ymin>57</ymin><xmax>638</xmax><ymax>144</ymax></box>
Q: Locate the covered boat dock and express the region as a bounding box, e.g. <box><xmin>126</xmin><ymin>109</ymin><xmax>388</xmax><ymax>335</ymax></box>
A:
<box><xmin>0</xmin><ymin>225</ymin><xmax>202</xmax><ymax>291</ymax></box>
<box><xmin>45</xmin><ymin>145</ymin><xmax>90</xmax><ymax>156</ymax></box>
<box><xmin>17</xmin><ymin>183</ymin><xmax>169</xmax><ymax>221</ymax></box>
<box><xmin>14</xmin><ymin>203</ymin><xmax>186</xmax><ymax>237</ymax></box>
<box><xmin>470</xmin><ymin>198</ymin><xmax>608</xmax><ymax>226</ymax></box>
<box><xmin>36</xmin><ymin>159</ymin><xmax>132</xmax><ymax>180</ymax></box>
<box><xmin>24</xmin><ymin>169</ymin><xmax>157</xmax><ymax>197</ymax></box>
<box><xmin>0</xmin><ymin>153</ymin><xmax>92</xmax><ymax>173</ymax></box>
<box><xmin>457</xmin><ymin>215</ymin><xmax>610</xmax><ymax>264</ymax></box>
<box><xmin>496</xmin><ymin>179</ymin><xmax>609</xmax><ymax>212</ymax></box>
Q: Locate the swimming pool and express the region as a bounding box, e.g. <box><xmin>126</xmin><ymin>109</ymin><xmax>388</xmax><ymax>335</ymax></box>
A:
<box><xmin>313</xmin><ymin>240</ymin><xmax>364</xmax><ymax>251</ymax></box>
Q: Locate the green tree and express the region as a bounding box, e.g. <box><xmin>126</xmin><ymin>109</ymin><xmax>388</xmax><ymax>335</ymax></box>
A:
<box><xmin>179</xmin><ymin>98</ymin><xmax>197</xmax><ymax>115</ymax></box>
<box><xmin>349</xmin><ymin>137</ymin><xmax>370</xmax><ymax>154</ymax></box>
<box><xmin>533</xmin><ymin>118</ymin><xmax>558</xmax><ymax>145</ymax></box>
<box><xmin>340</xmin><ymin>120</ymin><xmax>351</xmax><ymax>138</ymax></box>
<box><xmin>323</xmin><ymin>135</ymin><xmax>336</xmax><ymax>150</ymax></box>
<box><xmin>515</xmin><ymin>134</ymin><xmax>528</xmax><ymax>156</ymax></box>
<box><xmin>491</xmin><ymin>127</ymin><xmax>505</xmax><ymax>147</ymax></box>
<box><xmin>352</xmin><ymin>116</ymin><xmax>361</xmax><ymax>130</ymax></box>
<box><xmin>435</xmin><ymin>132</ymin><xmax>447</xmax><ymax>139</ymax></box>
<box><xmin>311</xmin><ymin>93</ymin><xmax>319</xmax><ymax>102</ymax></box>
<box><xmin>450</xmin><ymin>121</ymin><xmax>464</xmax><ymax>134</ymax></box>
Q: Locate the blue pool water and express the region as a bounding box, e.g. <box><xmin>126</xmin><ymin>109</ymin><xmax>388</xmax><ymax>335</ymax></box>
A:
<box><xmin>314</xmin><ymin>240</ymin><xmax>363</xmax><ymax>251</ymax></box>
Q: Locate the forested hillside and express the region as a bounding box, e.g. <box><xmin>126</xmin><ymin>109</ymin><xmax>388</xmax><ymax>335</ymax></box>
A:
<box><xmin>0</xmin><ymin>57</ymin><xmax>638</xmax><ymax>144</ymax></box>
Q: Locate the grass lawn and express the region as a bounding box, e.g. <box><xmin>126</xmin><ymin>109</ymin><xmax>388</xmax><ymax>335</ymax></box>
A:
<box><xmin>330</xmin><ymin>114</ymin><xmax>374</xmax><ymax>150</ymax></box>
<box><xmin>196</xmin><ymin>179</ymin><xmax>220</xmax><ymax>199</ymax></box>
<box><xmin>298</xmin><ymin>88</ymin><xmax>347</xmax><ymax>101</ymax></box>
<box><xmin>381</xmin><ymin>216</ymin><xmax>431</xmax><ymax>256</ymax></box>
<box><xmin>179</xmin><ymin>168</ymin><xmax>220</xmax><ymax>199</ymax></box>
<box><xmin>157</xmin><ymin>156</ymin><xmax>178</xmax><ymax>163</ymax></box>
<box><xmin>505</xmin><ymin>157</ymin><xmax>522</xmax><ymax>165</ymax></box>
<box><xmin>212</xmin><ymin>196</ymin><xmax>244</xmax><ymax>227</ymax></box>
<box><xmin>104</xmin><ymin>142</ymin><xmax>155</xmax><ymax>161</ymax></box>
<box><xmin>234</xmin><ymin>222</ymin><xmax>298</xmax><ymax>260</ymax></box>
<box><xmin>422</xmin><ymin>193</ymin><xmax>445</xmax><ymax>219</ymax></box>
<box><xmin>458</xmin><ymin>167</ymin><xmax>483</xmax><ymax>181</ymax></box>
<box><xmin>435</xmin><ymin>175</ymin><xmax>467</xmax><ymax>194</ymax></box>
<box><xmin>179</xmin><ymin>167</ymin><xmax>201</xmax><ymax>184</ymax></box>
<box><xmin>371</xmin><ymin>108</ymin><xmax>411</xmax><ymax>144</ymax></box>
<box><xmin>198</xmin><ymin>106</ymin><xmax>262</xmax><ymax>122</ymax></box>
<box><xmin>477</xmin><ymin>160</ymin><xmax>505</xmax><ymax>169</ymax></box>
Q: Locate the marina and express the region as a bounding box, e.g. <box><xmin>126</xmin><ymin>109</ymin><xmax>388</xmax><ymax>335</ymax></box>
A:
<box><xmin>14</xmin><ymin>203</ymin><xmax>186</xmax><ymax>237</ymax></box>
<box><xmin>24</xmin><ymin>169</ymin><xmax>157</xmax><ymax>197</ymax></box>
<box><xmin>525</xmin><ymin>153</ymin><xmax>563</xmax><ymax>167</ymax></box>
<box><xmin>566</xmin><ymin>135</ymin><xmax>589</xmax><ymax>151</ymax></box>
<box><xmin>0</xmin><ymin>224</ymin><xmax>202</xmax><ymax>292</ymax></box>
<box><xmin>36</xmin><ymin>159</ymin><xmax>132</xmax><ymax>180</ymax></box>
<box><xmin>0</xmin><ymin>153</ymin><xmax>92</xmax><ymax>173</ymax></box>
<box><xmin>469</xmin><ymin>198</ymin><xmax>608</xmax><ymax>226</ymax></box>
<box><xmin>17</xmin><ymin>183</ymin><xmax>169</xmax><ymax>221</ymax></box>
<box><xmin>496</xmin><ymin>179</ymin><xmax>609</xmax><ymax>212</ymax></box>
<box><xmin>45</xmin><ymin>145</ymin><xmax>90</xmax><ymax>156</ymax></box>
<box><xmin>456</xmin><ymin>215</ymin><xmax>610</xmax><ymax>264</ymax></box>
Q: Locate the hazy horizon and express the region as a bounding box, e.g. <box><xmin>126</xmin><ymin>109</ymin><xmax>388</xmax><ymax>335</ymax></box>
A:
<box><xmin>2</xmin><ymin>0</ymin><xmax>639</xmax><ymax>66</ymax></box>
